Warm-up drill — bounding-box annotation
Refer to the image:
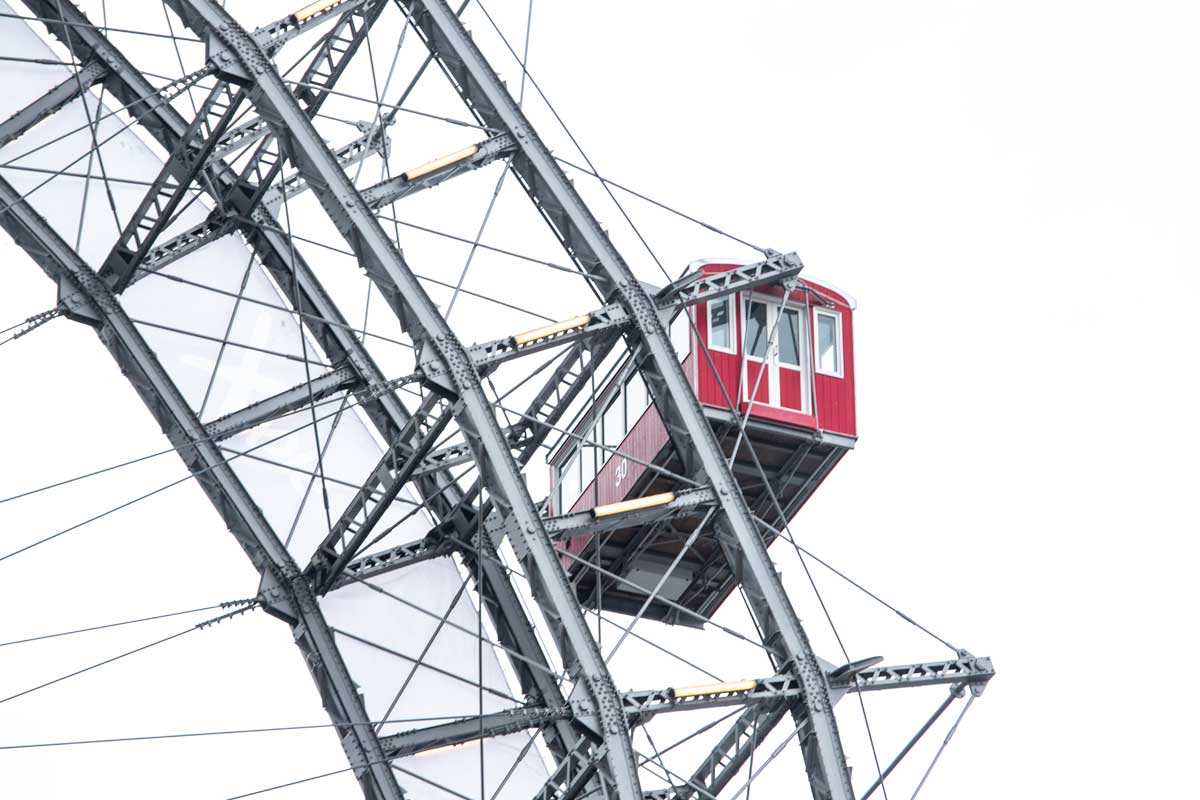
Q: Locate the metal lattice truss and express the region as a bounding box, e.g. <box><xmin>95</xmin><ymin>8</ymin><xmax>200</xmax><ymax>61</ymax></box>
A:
<box><xmin>0</xmin><ymin>2</ymin><xmax>993</xmax><ymax>798</ymax></box>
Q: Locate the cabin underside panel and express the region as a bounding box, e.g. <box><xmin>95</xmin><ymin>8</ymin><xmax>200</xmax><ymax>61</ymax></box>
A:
<box><xmin>562</xmin><ymin>408</ymin><xmax>853</xmax><ymax>626</ymax></box>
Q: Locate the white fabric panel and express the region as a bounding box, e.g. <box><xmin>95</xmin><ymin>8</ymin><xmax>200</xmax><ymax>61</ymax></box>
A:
<box><xmin>0</xmin><ymin>7</ymin><xmax>548</xmax><ymax>795</ymax></box>
<box><xmin>324</xmin><ymin>565</ymin><xmax>550</xmax><ymax>800</ymax></box>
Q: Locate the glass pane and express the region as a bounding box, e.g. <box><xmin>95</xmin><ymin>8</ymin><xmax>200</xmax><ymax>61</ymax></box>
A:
<box><xmin>779</xmin><ymin>308</ymin><xmax>801</xmax><ymax>366</ymax></box>
<box><xmin>709</xmin><ymin>298</ymin><xmax>731</xmax><ymax>349</ymax></box>
<box><xmin>581</xmin><ymin>427</ymin><xmax>597</xmax><ymax>488</ymax></box>
<box><xmin>602</xmin><ymin>394</ymin><xmax>624</xmax><ymax>459</ymax></box>
<box><xmin>745</xmin><ymin>301</ymin><xmax>768</xmax><ymax>359</ymax></box>
<box><xmin>817</xmin><ymin>313</ymin><xmax>839</xmax><ymax>373</ymax></box>
<box><xmin>625</xmin><ymin>371</ymin><xmax>648</xmax><ymax>421</ymax></box>
<box><xmin>560</xmin><ymin>451</ymin><xmax>580</xmax><ymax>510</ymax></box>
<box><xmin>670</xmin><ymin>312</ymin><xmax>690</xmax><ymax>358</ymax></box>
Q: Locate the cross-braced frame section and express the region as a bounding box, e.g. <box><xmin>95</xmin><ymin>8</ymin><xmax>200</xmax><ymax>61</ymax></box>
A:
<box><xmin>0</xmin><ymin>1</ymin><xmax>993</xmax><ymax>798</ymax></box>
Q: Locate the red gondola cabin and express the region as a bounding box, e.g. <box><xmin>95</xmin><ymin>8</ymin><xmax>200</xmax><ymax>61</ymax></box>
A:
<box><xmin>548</xmin><ymin>261</ymin><xmax>857</xmax><ymax>625</ymax></box>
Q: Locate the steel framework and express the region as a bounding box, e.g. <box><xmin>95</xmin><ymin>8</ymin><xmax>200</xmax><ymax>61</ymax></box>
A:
<box><xmin>0</xmin><ymin>2</ymin><xmax>993</xmax><ymax>798</ymax></box>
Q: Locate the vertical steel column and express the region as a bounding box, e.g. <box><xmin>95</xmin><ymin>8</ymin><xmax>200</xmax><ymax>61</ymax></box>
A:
<box><xmin>14</xmin><ymin>0</ymin><xmax>592</xmax><ymax>788</ymax></box>
<box><xmin>174</xmin><ymin>3</ymin><xmax>644</xmax><ymax>796</ymax></box>
<box><xmin>0</xmin><ymin>177</ymin><xmax>406</xmax><ymax>800</ymax></box>
<box><xmin>391</xmin><ymin>4</ymin><xmax>853</xmax><ymax>797</ymax></box>
<box><xmin>30</xmin><ymin>0</ymin><xmax>586</xmax><ymax>775</ymax></box>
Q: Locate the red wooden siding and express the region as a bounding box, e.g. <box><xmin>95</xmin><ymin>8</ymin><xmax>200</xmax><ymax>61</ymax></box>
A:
<box><xmin>812</xmin><ymin>299</ymin><xmax>856</xmax><ymax>436</ymax></box>
<box><xmin>567</xmin><ymin>400</ymin><xmax>669</xmax><ymax>515</ymax></box>
<box><xmin>693</xmin><ymin>300</ymin><xmax>742</xmax><ymax>408</ymax></box>
<box><xmin>692</xmin><ymin>263</ymin><xmax>856</xmax><ymax>439</ymax></box>
<box><xmin>559</xmin><ymin>396</ymin><xmax>671</xmax><ymax>566</ymax></box>
<box><xmin>548</xmin><ymin>260</ymin><xmax>857</xmax><ymax>557</ymax></box>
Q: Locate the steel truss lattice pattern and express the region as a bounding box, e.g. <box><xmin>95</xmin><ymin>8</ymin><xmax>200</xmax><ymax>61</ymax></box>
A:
<box><xmin>0</xmin><ymin>2</ymin><xmax>993</xmax><ymax>798</ymax></box>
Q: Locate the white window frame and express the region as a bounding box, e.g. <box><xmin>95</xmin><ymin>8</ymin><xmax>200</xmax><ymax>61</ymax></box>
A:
<box><xmin>742</xmin><ymin>298</ymin><xmax>770</xmax><ymax>363</ymax></box>
<box><xmin>706</xmin><ymin>295</ymin><xmax>737</xmax><ymax>355</ymax></box>
<box><xmin>776</xmin><ymin>306</ymin><xmax>805</xmax><ymax>371</ymax></box>
<box><xmin>813</xmin><ymin>308</ymin><xmax>844</xmax><ymax>378</ymax></box>
<box><xmin>558</xmin><ymin>448</ymin><xmax>580</xmax><ymax>512</ymax></box>
<box><xmin>601</xmin><ymin>391</ymin><xmax>624</xmax><ymax>464</ymax></box>
<box><xmin>741</xmin><ymin>296</ymin><xmax>810</xmax><ymax>413</ymax></box>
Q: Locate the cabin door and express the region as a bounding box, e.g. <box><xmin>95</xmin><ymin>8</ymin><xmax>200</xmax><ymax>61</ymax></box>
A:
<box><xmin>744</xmin><ymin>298</ymin><xmax>807</xmax><ymax>412</ymax></box>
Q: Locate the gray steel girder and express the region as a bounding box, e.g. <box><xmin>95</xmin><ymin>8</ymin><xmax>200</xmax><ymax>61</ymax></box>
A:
<box><xmin>380</xmin><ymin>705</ymin><xmax>572</xmax><ymax>759</ymax></box>
<box><xmin>0</xmin><ymin>58</ymin><xmax>107</xmax><ymax>148</ymax></box>
<box><xmin>23</xmin><ymin>0</ymin><xmax>582</xmax><ymax>788</ymax></box>
<box><xmin>374</xmin><ymin>655</ymin><xmax>995</xmax><ymax>763</ymax></box>
<box><xmin>424</xmin><ymin>253</ymin><xmax>802</xmax><ymax>380</ymax></box>
<box><xmin>0</xmin><ymin>177</ymin><xmax>405</xmax><ymax>800</ymax></box>
<box><xmin>172</xmin><ymin>3</ymin><xmax>644</xmax><ymax>796</ymax></box>
<box><xmin>201</xmin><ymin>365</ymin><xmax>361</xmax><ymax>441</ymax></box>
<box><xmin>308</xmin><ymin>393</ymin><xmax>458</xmax><ymax>592</ymax></box>
<box><xmin>643</xmin><ymin>656</ymin><xmax>996</xmax><ymax>800</ymax></box>
<box><xmin>100</xmin><ymin>79</ymin><xmax>247</xmax><ymax>292</ymax></box>
<box><xmin>360</xmin><ymin>133</ymin><xmax>517</xmax><ymax>207</ymax></box>
<box><xmin>337</xmin><ymin>486</ymin><xmax>718</xmax><ymax>588</ymax></box>
<box><xmin>393</xmin><ymin>2</ymin><xmax>853</xmax><ymax>797</ymax></box>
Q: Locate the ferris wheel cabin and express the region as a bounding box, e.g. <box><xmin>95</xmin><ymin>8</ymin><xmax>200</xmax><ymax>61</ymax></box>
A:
<box><xmin>548</xmin><ymin>261</ymin><xmax>857</xmax><ymax>626</ymax></box>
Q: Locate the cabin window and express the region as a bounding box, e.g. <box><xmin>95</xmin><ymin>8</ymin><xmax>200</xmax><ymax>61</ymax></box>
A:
<box><xmin>602</xmin><ymin>394</ymin><xmax>624</xmax><ymax>462</ymax></box>
<box><xmin>625</xmin><ymin>371</ymin><xmax>648</xmax><ymax>420</ymax></box>
<box><xmin>580</xmin><ymin>427</ymin><xmax>598</xmax><ymax>489</ymax></box>
<box><xmin>745</xmin><ymin>300</ymin><xmax>769</xmax><ymax>359</ymax></box>
<box><xmin>707</xmin><ymin>297</ymin><xmax>734</xmax><ymax>353</ymax></box>
<box><xmin>815</xmin><ymin>309</ymin><xmax>843</xmax><ymax>377</ymax></box>
<box><xmin>671</xmin><ymin>312</ymin><xmax>691</xmax><ymax>357</ymax></box>
<box><xmin>778</xmin><ymin>308</ymin><xmax>802</xmax><ymax>367</ymax></box>
<box><xmin>559</xmin><ymin>450</ymin><xmax>580</xmax><ymax>511</ymax></box>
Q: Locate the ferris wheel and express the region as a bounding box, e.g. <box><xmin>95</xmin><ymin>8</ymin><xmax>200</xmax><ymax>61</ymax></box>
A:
<box><xmin>0</xmin><ymin>1</ymin><xmax>994</xmax><ymax>798</ymax></box>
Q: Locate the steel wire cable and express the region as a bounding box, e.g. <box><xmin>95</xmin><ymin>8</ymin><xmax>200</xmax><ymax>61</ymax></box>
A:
<box><xmin>555</xmin><ymin>156</ymin><xmax>769</xmax><ymax>255</ymax></box>
<box><xmin>0</xmin><ymin>598</ymin><xmax>253</xmax><ymax>648</ymax></box>
<box><xmin>909</xmin><ymin>693</ymin><xmax>976</xmax><ymax>800</ymax></box>
<box><xmin>0</xmin><ymin>307</ymin><xmax>60</xmax><ymax>347</ymax></box>
<box><xmin>0</xmin><ymin>363</ymin><xmax>434</xmax><ymax>562</ymax></box>
<box><xmin>462</xmin><ymin>12</ymin><xmax>905</xmax><ymax>792</ymax></box>
<box><xmin>3</xmin><ymin>9</ymin><xmax>974</xmax><ymax>797</ymax></box>
<box><xmin>0</xmin><ymin>10</ymin><xmax>204</xmax><ymax>43</ymax></box>
<box><xmin>0</xmin><ymin>714</ymin><xmax>521</xmax><ymax>751</ymax></box>
<box><xmin>420</xmin><ymin>15</ymin><xmax>851</xmax><ymax>738</ymax></box>
<box><xmin>0</xmin><ymin>602</ymin><xmax>257</xmax><ymax>707</ymax></box>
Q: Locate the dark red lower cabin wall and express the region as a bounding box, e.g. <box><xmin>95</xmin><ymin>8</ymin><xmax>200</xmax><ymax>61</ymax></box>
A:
<box><xmin>559</xmin><ymin>383</ymin><xmax>673</xmax><ymax>567</ymax></box>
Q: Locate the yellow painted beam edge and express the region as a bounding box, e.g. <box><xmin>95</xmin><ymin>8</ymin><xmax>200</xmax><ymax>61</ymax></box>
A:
<box><xmin>592</xmin><ymin>492</ymin><xmax>676</xmax><ymax>519</ymax></box>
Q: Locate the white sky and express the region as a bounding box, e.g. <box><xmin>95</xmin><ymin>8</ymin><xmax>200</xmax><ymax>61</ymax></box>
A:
<box><xmin>1</xmin><ymin>1</ymin><xmax>1198</xmax><ymax>798</ymax></box>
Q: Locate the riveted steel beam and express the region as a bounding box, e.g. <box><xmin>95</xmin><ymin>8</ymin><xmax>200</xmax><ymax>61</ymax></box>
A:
<box><xmin>360</xmin><ymin>133</ymin><xmax>517</xmax><ymax>208</ymax></box>
<box><xmin>0</xmin><ymin>175</ymin><xmax>405</xmax><ymax>800</ymax></box>
<box><xmin>642</xmin><ymin>656</ymin><xmax>995</xmax><ymax>800</ymax></box>
<box><xmin>338</xmin><ymin>486</ymin><xmax>716</xmax><ymax>588</ymax></box>
<box><xmin>546</xmin><ymin>487</ymin><xmax>716</xmax><ymax>539</ymax></box>
<box><xmin>170</xmin><ymin>4</ymin><xmax>644</xmax><ymax>795</ymax></box>
<box><xmin>377</xmin><ymin>654</ymin><xmax>995</xmax><ymax>771</ymax></box>
<box><xmin>392</xmin><ymin>3</ymin><xmax>853</xmax><ymax>796</ymax></box>
<box><xmin>17</xmin><ymin>5</ymin><xmax>564</xmax><ymax>795</ymax></box>
<box><xmin>308</xmin><ymin>393</ymin><xmax>457</xmax><ymax>592</ymax></box>
<box><xmin>259</xmin><ymin>122</ymin><xmax>390</xmax><ymax>209</ymax></box>
<box><xmin>430</xmin><ymin>253</ymin><xmax>802</xmax><ymax>380</ymax></box>
<box><xmin>0</xmin><ymin>58</ymin><xmax>107</xmax><ymax>148</ymax></box>
<box><xmin>100</xmin><ymin>79</ymin><xmax>247</xmax><ymax>292</ymax></box>
<box><xmin>202</xmin><ymin>364</ymin><xmax>361</xmax><ymax>441</ymax></box>
<box><xmin>15</xmin><ymin>3</ymin><xmax>585</xmax><ymax>794</ymax></box>
<box><xmin>379</xmin><ymin>705</ymin><xmax>572</xmax><ymax>759</ymax></box>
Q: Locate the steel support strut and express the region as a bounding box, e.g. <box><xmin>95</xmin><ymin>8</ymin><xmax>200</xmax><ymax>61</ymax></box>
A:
<box><xmin>172</xmin><ymin>2</ymin><xmax>644</xmax><ymax>796</ymax></box>
<box><xmin>16</xmin><ymin>0</ymin><xmax>588</xmax><ymax>793</ymax></box>
<box><xmin>393</xmin><ymin>2</ymin><xmax>853</xmax><ymax>797</ymax></box>
<box><xmin>0</xmin><ymin>179</ymin><xmax>404</xmax><ymax>800</ymax></box>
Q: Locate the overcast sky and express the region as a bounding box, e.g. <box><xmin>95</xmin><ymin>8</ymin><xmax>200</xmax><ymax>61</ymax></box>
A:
<box><xmin>1</xmin><ymin>1</ymin><xmax>1197</xmax><ymax>798</ymax></box>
